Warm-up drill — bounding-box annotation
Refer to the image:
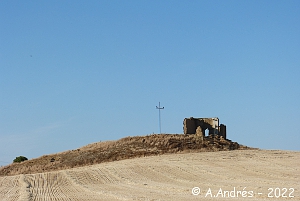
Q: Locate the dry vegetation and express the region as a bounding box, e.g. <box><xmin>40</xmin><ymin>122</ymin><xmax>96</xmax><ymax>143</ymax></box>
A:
<box><xmin>0</xmin><ymin>150</ymin><xmax>299</xmax><ymax>201</ymax></box>
<box><xmin>0</xmin><ymin>134</ymin><xmax>248</xmax><ymax>176</ymax></box>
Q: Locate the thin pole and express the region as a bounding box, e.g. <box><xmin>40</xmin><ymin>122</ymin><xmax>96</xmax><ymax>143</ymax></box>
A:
<box><xmin>156</xmin><ymin>102</ymin><xmax>164</xmax><ymax>134</ymax></box>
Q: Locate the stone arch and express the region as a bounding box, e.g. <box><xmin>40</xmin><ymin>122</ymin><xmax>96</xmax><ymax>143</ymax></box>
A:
<box><xmin>183</xmin><ymin>117</ymin><xmax>224</xmax><ymax>138</ymax></box>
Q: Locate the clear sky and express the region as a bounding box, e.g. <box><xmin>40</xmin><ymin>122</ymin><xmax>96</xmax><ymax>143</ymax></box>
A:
<box><xmin>1</xmin><ymin>1</ymin><xmax>299</xmax><ymax>166</ymax></box>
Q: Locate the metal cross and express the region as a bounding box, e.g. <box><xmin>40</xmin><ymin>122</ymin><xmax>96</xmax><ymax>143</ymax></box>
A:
<box><xmin>156</xmin><ymin>102</ymin><xmax>164</xmax><ymax>134</ymax></box>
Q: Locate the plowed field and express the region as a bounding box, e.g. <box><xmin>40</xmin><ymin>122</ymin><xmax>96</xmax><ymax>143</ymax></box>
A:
<box><xmin>1</xmin><ymin>150</ymin><xmax>299</xmax><ymax>201</ymax></box>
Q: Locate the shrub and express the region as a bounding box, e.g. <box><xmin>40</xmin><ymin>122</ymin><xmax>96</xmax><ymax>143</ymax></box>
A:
<box><xmin>13</xmin><ymin>156</ymin><xmax>28</xmax><ymax>163</ymax></box>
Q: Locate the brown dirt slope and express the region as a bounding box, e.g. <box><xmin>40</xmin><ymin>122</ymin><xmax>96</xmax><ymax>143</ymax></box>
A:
<box><xmin>0</xmin><ymin>134</ymin><xmax>251</xmax><ymax>176</ymax></box>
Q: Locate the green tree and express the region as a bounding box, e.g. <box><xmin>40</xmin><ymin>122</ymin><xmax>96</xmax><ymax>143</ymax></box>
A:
<box><xmin>13</xmin><ymin>156</ymin><xmax>28</xmax><ymax>163</ymax></box>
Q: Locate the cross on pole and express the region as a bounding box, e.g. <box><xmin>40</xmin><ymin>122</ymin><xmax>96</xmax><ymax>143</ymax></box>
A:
<box><xmin>156</xmin><ymin>102</ymin><xmax>164</xmax><ymax>134</ymax></box>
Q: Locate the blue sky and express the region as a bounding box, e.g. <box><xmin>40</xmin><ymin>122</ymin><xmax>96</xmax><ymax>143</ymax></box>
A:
<box><xmin>1</xmin><ymin>1</ymin><xmax>299</xmax><ymax>166</ymax></box>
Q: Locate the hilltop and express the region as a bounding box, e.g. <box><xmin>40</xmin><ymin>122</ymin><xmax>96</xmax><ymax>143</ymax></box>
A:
<box><xmin>0</xmin><ymin>134</ymin><xmax>252</xmax><ymax>176</ymax></box>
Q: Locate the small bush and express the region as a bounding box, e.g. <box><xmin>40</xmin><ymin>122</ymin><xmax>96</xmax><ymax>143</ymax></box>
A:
<box><xmin>13</xmin><ymin>156</ymin><xmax>28</xmax><ymax>163</ymax></box>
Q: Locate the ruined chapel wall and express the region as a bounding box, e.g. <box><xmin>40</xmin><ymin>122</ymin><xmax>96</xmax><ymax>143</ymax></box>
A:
<box><xmin>219</xmin><ymin>124</ymin><xmax>226</xmax><ymax>139</ymax></box>
<box><xmin>184</xmin><ymin>117</ymin><xmax>225</xmax><ymax>138</ymax></box>
<box><xmin>183</xmin><ymin>118</ymin><xmax>196</xmax><ymax>134</ymax></box>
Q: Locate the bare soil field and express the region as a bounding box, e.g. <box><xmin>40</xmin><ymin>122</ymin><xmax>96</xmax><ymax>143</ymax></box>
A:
<box><xmin>0</xmin><ymin>149</ymin><xmax>299</xmax><ymax>201</ymax></box>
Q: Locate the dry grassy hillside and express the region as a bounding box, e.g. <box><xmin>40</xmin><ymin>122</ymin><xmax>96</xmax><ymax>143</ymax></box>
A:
<box><xmin>0</xmin><ymin>134</ymin><xmax>248</xmax><ymax>176</ymax></box>
<box><xmin>0</xmin><ymin>150</ymin><xmax>299</xmax><ymax>201</ymax></box>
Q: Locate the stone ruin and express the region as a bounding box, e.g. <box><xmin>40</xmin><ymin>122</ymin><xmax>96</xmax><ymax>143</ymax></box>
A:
<box><xmin>183</xmin><ymin>117</ymin><xmax>226</xmax><ymax>139</ymax></box>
